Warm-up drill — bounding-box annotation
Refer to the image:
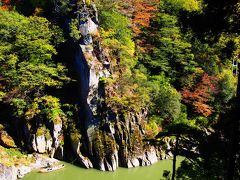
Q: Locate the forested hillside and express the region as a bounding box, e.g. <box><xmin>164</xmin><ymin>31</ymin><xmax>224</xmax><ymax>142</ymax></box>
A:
<box><xmin>0</xmin><ymin>0</ymin><xmax>239</xmax><ymax>179</ymax></box>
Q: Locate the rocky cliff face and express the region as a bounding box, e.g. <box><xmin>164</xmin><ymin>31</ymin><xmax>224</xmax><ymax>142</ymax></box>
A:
<box><xmin>20</xmin><ymin>119</ymin><xmax>64</xmax><ymax>159</ymax></box>
<box><xmin>61</xmin><ymin>0</ymin><xmax>171</xmax><ymax>171</ymax></box>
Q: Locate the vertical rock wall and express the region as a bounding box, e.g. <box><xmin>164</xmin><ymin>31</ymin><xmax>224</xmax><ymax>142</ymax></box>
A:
<box><xmin>60</xmin><ymin>0</ymin><xmax>171</xmax><ymax>171</ymax></box>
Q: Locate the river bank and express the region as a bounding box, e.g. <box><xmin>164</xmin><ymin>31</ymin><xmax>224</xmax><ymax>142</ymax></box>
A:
<box><xmin>0</xmin><ymin>149</ymin><xmax>183</xmax><ymax>180</ymax></box>
<box><xmin>23</xmin><ymin>157</ymin><xmax>184</xmax><ymax>180</ymax></box>
<box><xmin>0</xmin><ymin>154</ymin><xmax>61</xmax><ymax>180</ymax></box>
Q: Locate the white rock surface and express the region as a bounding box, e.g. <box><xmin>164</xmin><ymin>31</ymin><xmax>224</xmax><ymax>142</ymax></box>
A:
<box><xmin>36</xmin><ymin>135</ymin><xmax>46</xmax><ymax>153</ymax></box>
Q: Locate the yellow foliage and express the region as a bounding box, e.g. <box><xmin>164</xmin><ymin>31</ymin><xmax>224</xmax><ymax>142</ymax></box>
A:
<box><xmin>0</xmin><ymin>146</ymin><xmax>33</xmax><ymax>167</ymax></box>
<box><xmin>181</xmin><ymin>0</ymin><xmax>201</xmax><ymax>11</ymax></box>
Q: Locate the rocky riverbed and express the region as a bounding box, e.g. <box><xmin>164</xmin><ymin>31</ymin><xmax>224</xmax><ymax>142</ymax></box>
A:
<box><xmin>0</xmin><ymin>154</ymin><xmax>61</xmax><ymax>180</ymax></box>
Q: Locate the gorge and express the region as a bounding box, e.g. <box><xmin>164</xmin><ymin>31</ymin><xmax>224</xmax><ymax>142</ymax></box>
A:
<box><xmin>0</xmin><ymin>0</ymin><xmax>239</xmax><ymax>179</ymax></box>
<box><xmin>0</xmin><ymin>1</ymin><xmax>172</xmax><ymax>179</ymax></box>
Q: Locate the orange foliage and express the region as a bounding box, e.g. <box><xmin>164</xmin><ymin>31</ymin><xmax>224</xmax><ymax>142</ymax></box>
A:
<box><xmin>1</xmin><ymin>0</ymin><xmax>11</xmax><ymax>10</ymax></box>
<box><xmin>181</xmin><ymin>73</ymin><xmax>219</xmax><ymax>117</ymax></box>
<box><xmin>119</xmin><ymin>0</ymin><xmax>159</xmax><ymax>34</ymax></box>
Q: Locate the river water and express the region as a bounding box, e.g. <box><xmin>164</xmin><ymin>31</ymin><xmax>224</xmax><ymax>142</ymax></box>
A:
<box><xmin>23</xmin><ymin>157</ymin><xmax>184</xmax><ymax>180</ymax></box>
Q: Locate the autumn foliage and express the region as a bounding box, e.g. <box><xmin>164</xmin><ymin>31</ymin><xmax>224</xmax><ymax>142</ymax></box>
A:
<box><xmin>181</xmin><ymin>73</ymin><xmax>219</xmax><ymax>117</ymax></box>
<box><xmin>119</xmin><ymin>0</ymin><xmax>159</xmax><ymax>34</ymax></box>
<box><xmin>1</xmin><ymin>0</ymin><xmax>11</xmax><ymax>10</ymax></box>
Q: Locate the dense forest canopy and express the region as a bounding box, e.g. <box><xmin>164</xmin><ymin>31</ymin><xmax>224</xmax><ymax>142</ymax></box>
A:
<box><xmin>0</xmin><ymin>0</ymin><xmax>239</xmax><ymax>179</ymax></box>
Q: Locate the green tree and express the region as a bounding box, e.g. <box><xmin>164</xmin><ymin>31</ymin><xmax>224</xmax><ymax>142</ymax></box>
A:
<box><xmin>141</xmin><ymin>6</ymin><xmax>197</xmax><ymax>86</ymax></box>
<box><xmin>155</xmin><ymin>116</ymin><xmax>207</xmax><ymax>180</ymax></box>
<box><xmin>0</xmin><ymin>10</ymin><xmax>68</xmax><ymax>119</ymax></box>
<box><xmin>148</xmin><ymin>74</ymin><xmax>181</xmax><ymax>126</ymax></box>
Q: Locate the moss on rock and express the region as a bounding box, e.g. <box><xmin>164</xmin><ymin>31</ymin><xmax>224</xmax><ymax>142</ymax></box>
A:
<box><xmin>0</xmin><ymin>131</ymin><xmax>17</xmax><ymax>148</ymax></box>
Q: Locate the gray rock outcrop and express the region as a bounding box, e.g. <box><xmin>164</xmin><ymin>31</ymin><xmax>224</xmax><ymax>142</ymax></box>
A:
<box><xmin>62</xmin><ymin>1</ymin><xmax>169</xmax><ymax>171</ymax></box>
<box><xmin>0</xmin><ymin>164</ymin><xmax>18</xmax><ymax>180</ymax></box>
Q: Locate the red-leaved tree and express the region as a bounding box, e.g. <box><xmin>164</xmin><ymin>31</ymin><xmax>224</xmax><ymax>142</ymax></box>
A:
<box><xmin>119</xmin><ymin>0</ymin><xmax>159</xmax><ymax>35</ymax></box>
<box><xmin>1</xmin><ymin>0</ymin><xmax>11</xmax><ymax>10</ymax></box>
<box><xmin>181</xmin><ymin>73</ymin><xmax>219</xmax><ymax>117</ymax></box>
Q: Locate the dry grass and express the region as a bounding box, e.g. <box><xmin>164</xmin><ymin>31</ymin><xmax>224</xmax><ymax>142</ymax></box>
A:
<box><xmin>0</xmin><ymin>146</ymin><xmax>34</xmax><ymax>167</ymax></box>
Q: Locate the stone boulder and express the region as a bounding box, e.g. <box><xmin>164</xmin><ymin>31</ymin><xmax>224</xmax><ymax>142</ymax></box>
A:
<box><xmin>145</xmin><ymin>146</ymin><xmax>158</xmax><ymax>164</ymax></box>
<box><xmin>72</xmin><ymin>141</ymin><xmax>93</xmax><ymax>169</ymax></box>
<box><xmin>17</xmin><ymin>165</ymin><xmax>31</xmax><ymax>179</ymax></box>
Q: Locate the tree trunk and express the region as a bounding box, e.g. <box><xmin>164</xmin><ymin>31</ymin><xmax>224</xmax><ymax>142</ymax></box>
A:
<box><xmin>227</xmin><ymin>63</ymin><xmax>240</xmax><ymax>180</ymax></box>
<box><xmin>172</xmin><ymin>134</ymin><xmax>179</xmax><ymax>180</ymax></box>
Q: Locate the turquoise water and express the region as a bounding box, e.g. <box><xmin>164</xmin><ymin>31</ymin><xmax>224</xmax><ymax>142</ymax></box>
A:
<box><xmin>23</xmin><ymin>157</ymin><xmax>184</xmax><ymax>180</ymax></box>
